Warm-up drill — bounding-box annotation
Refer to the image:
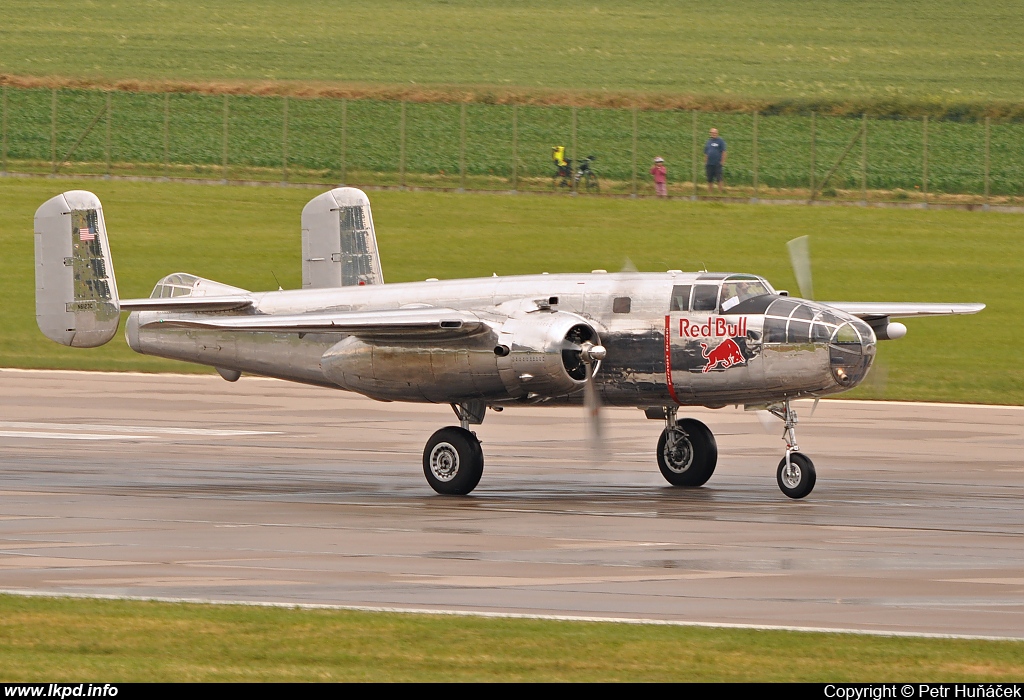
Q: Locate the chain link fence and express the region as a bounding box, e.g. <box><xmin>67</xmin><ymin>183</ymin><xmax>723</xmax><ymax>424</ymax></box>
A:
<box><xmin>3</xmin><ymin>86</ymin><xmax>1023</xmax><ymax>204</ymax></box>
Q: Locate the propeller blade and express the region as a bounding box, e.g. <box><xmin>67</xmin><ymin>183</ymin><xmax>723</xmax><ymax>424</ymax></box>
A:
<box><xmin>583</xmin><ymin>362</ymin><xmax>606</xmax><ymax>452</ymax></box>
<box><xmin>620</xmin><ymin>257</ymin><xmax>638</xmax><ymax>273</ymax></box>
<box><xmin>787</xmin><ymin>235</ymin><xmax>814</xmax><ymax>300</ymax></box>
<box><xmin>755</xmin><ymin>409</ymin><xmax>777</xmax><ymax>435</ymax></box>
<box><xmin>810</xmin><ymin>398</ymin><xmax>820</xmax><ymax>418</ymax></box>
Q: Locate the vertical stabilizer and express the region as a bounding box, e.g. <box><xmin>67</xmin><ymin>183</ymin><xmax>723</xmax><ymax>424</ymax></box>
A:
<box><xmin>301</xmin><ymin>187</ymin><xmax>384</xmax><ymax>289</ymax></box>
<box><xmin>34</xmin><ymin>191</ymin><xmax>120</xmax><ymax>347</ymax></box>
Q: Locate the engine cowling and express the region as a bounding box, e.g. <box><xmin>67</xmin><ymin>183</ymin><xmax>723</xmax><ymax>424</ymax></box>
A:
<box><xmin>318</xmin><ymin>310</ymin><xmax>602</xmax><ymax>404</ymax></box>
<box><xmin>496</xmin><ymin>311</ymin><xmax>602</xmax><ymax>400</ymax></box>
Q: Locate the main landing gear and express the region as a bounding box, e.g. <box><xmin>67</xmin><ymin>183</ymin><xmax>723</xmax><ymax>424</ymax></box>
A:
<box><xmin>656</xmin><ymin>408</ymin><xmax>718</xmax><ymax>487</ymax></box>
<box><xmin>767</xmin><ymin>399</ymin><xmax>816</xmax><ymax>499</ymax></box>
<box><xmin>422</xmin><ymin>401</ymin><xmax>486</xmax><ymax>495</ymax></box>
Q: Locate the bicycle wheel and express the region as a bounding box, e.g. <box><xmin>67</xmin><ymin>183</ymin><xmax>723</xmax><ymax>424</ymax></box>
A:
<box><xmin>585</xmin><ymin>172</ymin><xmax>599</xmax><ymax>193</ymax></box>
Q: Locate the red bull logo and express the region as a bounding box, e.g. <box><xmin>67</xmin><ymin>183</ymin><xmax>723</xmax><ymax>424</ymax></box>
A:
<box><xmin>678</xmin><ymin>317</ymin><xmax>748</xmax><ymax>339</ymax></box>
<box><xmin>700</xmin><ymin>338</ymin><xmax>746</xmax><ymax>373</ymax></box>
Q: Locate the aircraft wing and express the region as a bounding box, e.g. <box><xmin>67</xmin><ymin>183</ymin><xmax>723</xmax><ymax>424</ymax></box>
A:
<box><xmin>822</xmin><ymin>302</ymin><xmax>985</xmax><ymax>319</ymax></box>
<box><xmin>120</xmin><ymin>296</ymin><xmax>254</xmax><ymax>312</ymax></box>
<box><xmin>139</xmin><ymin>307</ymin><xmax>485</xmax><ymax>339</ymax></box>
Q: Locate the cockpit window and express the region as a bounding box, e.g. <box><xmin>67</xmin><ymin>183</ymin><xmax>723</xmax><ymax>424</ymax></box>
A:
<box><xmin>692</xmin><ymin>285</ymin><xmax>719</xmax><ymax>312</ymax></box>
<box><xmin>720</xmin><ymin>280</ymin><xmax>769</xmax><ymax>312</ymax></box>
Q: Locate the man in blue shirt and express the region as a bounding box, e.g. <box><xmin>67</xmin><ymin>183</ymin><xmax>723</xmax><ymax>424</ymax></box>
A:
<box><xmin>704</xmin><ymin>128</ymin><xmax>727</xmax><ymax>194</ymax></box>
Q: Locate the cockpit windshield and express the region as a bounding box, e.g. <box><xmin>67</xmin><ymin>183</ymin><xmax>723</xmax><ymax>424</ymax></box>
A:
<box><xmin>720</xmin><ymin>277</ymin><xmax>770</xmax><ymax>312</ymax></box>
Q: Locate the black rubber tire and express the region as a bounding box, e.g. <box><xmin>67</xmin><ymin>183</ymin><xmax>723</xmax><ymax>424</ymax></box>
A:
<box><xmin>776</xmin><ymin>452</ymin><xmax>816</xmax><ymax>499</ymax></box>
<box><xmin>423</xmin><ymin>427</ymin><xmax>484</xmax><ymax>495</ymax></box>
<box><xmin>657</xmin><ymin>418</ymin><xmax>718</xmax><ymax>487</ymax></box>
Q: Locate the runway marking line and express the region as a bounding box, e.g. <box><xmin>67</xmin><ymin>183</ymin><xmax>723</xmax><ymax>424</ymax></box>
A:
<box><xmin>0</xmin><ymin>588</ymin><xmax>1021</xmax><ymax>642</ymax></box>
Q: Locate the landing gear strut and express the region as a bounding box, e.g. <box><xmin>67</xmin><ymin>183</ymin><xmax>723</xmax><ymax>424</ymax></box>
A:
<box><xmin>769</xmin><ymin>399</ymin><xmax>816</xmax><ymax>499</ymax></box>
<box><xmin>656</xmin><ymin>407</ymin><xmax>718</xmax><ymax>487</ymax></box>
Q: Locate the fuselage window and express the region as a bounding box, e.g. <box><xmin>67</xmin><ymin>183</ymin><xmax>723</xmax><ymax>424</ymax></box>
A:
<box><xmin>788</xmin><ymin>320</ymin><xmax>811</xmax><ymax>344</ymax></box>
<box><xmin>692</xmin><ymin>285</ymin><xmax>719</xmax><ymax>312</ymax></box>
<box><xmin>669</xmin><ymin>285</ymin><xmax>691</xmax><ymax>312</ymax></box>
<box><xmin>612</xmin><ymin>296</ymin><xmax>632</xmax><ymax>314</ymax></box>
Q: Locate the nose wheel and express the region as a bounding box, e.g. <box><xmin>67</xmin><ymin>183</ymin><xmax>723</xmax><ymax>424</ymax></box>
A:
<box><xmin>768</xmin><ymin>399</ymin><xmax>816</xmax><ymax>499</ymax></box>
<box><xmin>777</xmin><ymin>452</ymin><xmax>815</xmax><ymax>499</ymax></box>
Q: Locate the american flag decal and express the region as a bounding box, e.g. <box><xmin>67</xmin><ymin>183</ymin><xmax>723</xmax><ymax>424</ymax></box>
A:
<box><xmin>79</xmin><ymin>227</ymin><xmax>95</xmax><ymax>241</ymax></box>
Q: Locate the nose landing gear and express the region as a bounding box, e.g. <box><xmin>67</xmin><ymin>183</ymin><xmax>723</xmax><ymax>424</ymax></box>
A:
<box><xmin>768</xmin><ymin>399</ymin><xmax>816</xmax><ymax>499</ymax></box>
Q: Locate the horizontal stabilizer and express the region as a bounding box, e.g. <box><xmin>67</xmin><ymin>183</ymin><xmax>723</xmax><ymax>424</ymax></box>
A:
<box><xmin>823</xmin><ymin>302</ymin><xmax>985</xmax><ymax>319</ymax></box>
<box><xmin>140</xmin><ymin>307</ymin><xmax>484</xmax><ymax>340</ymax></box>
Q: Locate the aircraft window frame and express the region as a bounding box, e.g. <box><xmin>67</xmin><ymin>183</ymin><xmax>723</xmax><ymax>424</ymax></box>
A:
<box><xmin>612</xmin><ymin>296</ymin><xmax>632</xmax><ymax>314</ymax></box>
<box><xmin>720</xmin><ymin>280</ymin><xmax>770</xmax><ymax>312</ymax></box>
<box><xmin>669</xmin><ymin>285</ymin><xmax>692</xmax><ymax>312</ymax></box>
<box><xmin>692</xmin><ymin>284</ymin><xmax>719</xmax><ymax>312</ymax></box>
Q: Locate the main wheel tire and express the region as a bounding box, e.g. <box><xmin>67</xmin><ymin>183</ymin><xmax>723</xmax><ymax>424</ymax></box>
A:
<box><xmin>776</xmin><ymin>452</ymin><xmax>816</xmax><ymax>499</ymax></box>
<box><xmin>423</xmin><ymin>427</ymin><xmax>484</xmax><ymax>495</ymax></box>
<box><xmin>657</xmin><ymin>418</ymin><xmax>718</xmax><ymax>487</ymax></box>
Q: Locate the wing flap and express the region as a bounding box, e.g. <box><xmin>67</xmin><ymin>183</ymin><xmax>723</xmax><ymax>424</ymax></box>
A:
<box><xmin>823</xmin><ymin>302</ymin><xmax>985</xmax><ymax>319</ymax></box>
<box><xmin>139</xmin><ymin>307</ymin><xmax>485</xmax><ymax>339</ymax></box>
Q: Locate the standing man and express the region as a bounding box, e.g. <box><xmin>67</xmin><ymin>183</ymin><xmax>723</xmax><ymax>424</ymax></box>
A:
<box><xmin>704</xmin><ymin>128</ymin><xmax>727</xmax><ymax>194</ymax></box>
<box><xmin>650</xmin><ymin>157</ymin><xmax>668</xmax><ymax>197</ymax></box>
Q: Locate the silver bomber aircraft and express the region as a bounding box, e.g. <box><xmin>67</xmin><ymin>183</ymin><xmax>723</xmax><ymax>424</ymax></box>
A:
<box><xmin>34</xmin><ymin>188</ymin><xmax>984</xmax><ymax>499</ymax></box>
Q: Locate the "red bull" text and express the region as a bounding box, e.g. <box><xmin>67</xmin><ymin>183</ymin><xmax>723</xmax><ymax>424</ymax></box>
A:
<box><xmin>678</xmin><ymin>317</ymin><xmax>748</xmax><ymax>339</ymax></box>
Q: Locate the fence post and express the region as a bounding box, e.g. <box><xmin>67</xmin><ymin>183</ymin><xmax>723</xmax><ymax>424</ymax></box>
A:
<box><xmin>163</xmin><ymin>93</ymin><xmax>170</xmax><ymax>179</ymax></box>
<box><xmin>984</xmin><ymin>116</ymin><xmax>990</xmax><ymax>210</ymax></box>
<box><xmin>105</xmin><ymin>92</ymin><xmax>111</xmax><ymax>177</ymax></box>
<box><xmin>459</xmin><ymin>102</ymin><xmax>466</xmax><ymax>192</ymax></box>
<box><xmin>1</xmin><ymin>85</ymin><xmax>7</xmax><ymax>175</ymax></box>
<box><xmin>631</xmin><ymin>106</ymin><xmax>638</xmax><ymax>197</ymax></box>
<box><xmin>570</xmin><ymin>106</ymin><xmax>577</xmax><ymax>194</ymax></box>
<box><xmin>282</xmin><ymin>95</ymin><xmax>289</xmax><ymax>183</ymax></box>
<box><xmin>511</xmin><ymin>104</ymin><xmax>518</xmax><ymax>192</ymax></box>
<box><xmin>922</xmin><ymin>115</ymin><xmax>929</xmax><ymax>206</ymax></box>
<box><xmin>691</xmin><ymin>111</ymin><xmax>697</xmax><ymax>199</ymax></box>
<box><xmin>809</xmin><ymin>112</ymin><xmax>816</xmax><ymax>200</ymax></box>
<box><xmin>340</xmin><ymin>98</ymin><xmax>347</xmax><ymax>185</ymax></box>
<box><xmin>400</xmin><ymin>100</ymin><xmax>407</xmax><ymax>189</ymax></box>
<box><xmin>221</xmin><ymin>94</ymin><xmax>229</xmax><ymax>183</ymax></box>
<box><xmin>50</xmin><ymin>88</ymin><xmax>57</xmax><ymax>174</ymax></box>
<box><xmin>751</xmin><ymin>111</ymin><xmax>759</xmax><ymax>202</ymax></box>
<box><xmin>861</xmin><ymin>114</ymin><xmax>868</xmax><ymax>204</ymax></box>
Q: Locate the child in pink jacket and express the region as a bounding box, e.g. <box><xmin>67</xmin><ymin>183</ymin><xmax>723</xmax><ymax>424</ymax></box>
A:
<box><xmin>650</xmin><ymin>157</ymin><xmax>667</xmax><ymax>197</ymax></box>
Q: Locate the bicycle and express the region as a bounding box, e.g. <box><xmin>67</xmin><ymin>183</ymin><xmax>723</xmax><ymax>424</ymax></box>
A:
<box><xmin>573</xmin><ymin>155</ymin><xmax>599</xmax><ymax>193</ymax></box>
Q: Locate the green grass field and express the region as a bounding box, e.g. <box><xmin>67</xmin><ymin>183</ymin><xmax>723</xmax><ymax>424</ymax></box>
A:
<box><xmin>1</xmin><ymin>177</ymin><xmax>1019</xmax><ymax>404</ymax></box>
<box><xmin>1</xmin><ymin>595</ymin><xmax>1022</xmax><ymax>682</ymax></box>
<box><xmin>3</xmin><ymin>0</ymin><xmax>1024</xmax><ymax>107</ymax></box>
<box><xmin>5</xmin><ymin>87</ymin><xmax>1024</xmax><ymax>198</ymax></box>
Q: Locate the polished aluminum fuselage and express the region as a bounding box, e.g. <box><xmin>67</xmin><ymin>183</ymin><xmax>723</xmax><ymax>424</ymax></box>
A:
<box><xmin>126</xmin><ymin>272</ymin><xmax>874</xmax><ymax>408</ymax></box>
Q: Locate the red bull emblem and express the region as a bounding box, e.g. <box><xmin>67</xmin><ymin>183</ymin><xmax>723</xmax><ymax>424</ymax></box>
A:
<box><xmin>700</xmin><ymin>338</ymin><xmax>746</xmax><ymax>373</ymax></box>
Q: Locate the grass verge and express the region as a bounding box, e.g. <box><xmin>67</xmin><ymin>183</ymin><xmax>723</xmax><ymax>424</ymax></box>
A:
<box><xmin>1</xmin><ymin>595</ymin><xmax>1023</xmax><ymax>682</ymax></box>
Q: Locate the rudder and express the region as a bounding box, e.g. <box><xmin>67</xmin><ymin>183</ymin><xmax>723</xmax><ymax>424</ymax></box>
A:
<box><xmin>34</xmin><ymin>190</ymin><xmax>120</xmax><ymax>347</ymax></box>
<box><xmin>301</xmin><ymin>187</ymin><xmax>384</xmax><ymax>289</ymax></box>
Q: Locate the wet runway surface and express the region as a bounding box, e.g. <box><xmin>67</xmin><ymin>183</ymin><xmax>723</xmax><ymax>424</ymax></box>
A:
<box><xmin>1</xmin><ymin>369</ymin><xmax>1022</xmax><ymax>637</ymax></box>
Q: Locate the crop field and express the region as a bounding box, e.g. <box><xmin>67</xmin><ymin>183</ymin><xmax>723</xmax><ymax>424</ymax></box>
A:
<box><xmin>5</xmin><ymin>87</ymin><xmax>1024</xmax><ymax>199</ymax></box>
<box><xmin>2</xmin><ymin>595</ymin><xmax>1023</xmax><ymax>682</ymax></box>
<box><xmin>2</xmin><ymin>0</ymin><xmax>1024</xmax><ymax>108</ymax></box>
<box><xmin>2</xmin><ymin>177</ymin><xmax>1019</xmax><ymax>404</ymax></box>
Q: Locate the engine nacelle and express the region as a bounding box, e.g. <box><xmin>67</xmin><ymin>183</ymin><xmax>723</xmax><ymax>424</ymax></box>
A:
<box><xmin>319</xmin><ymin>310</ymin><xmax>601</xmax><ymax>403</ymax></box>
<box><xmin>496</xmin><ymin>311</ymin><xmax>601</xmax><ymax>400</ymax></box>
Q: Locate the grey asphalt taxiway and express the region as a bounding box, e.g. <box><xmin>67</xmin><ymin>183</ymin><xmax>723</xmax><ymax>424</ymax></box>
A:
<box><xmin>1</xmin><ymin>369</ymin><xmax>1022</xmax><ymax>638</ymax></box>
